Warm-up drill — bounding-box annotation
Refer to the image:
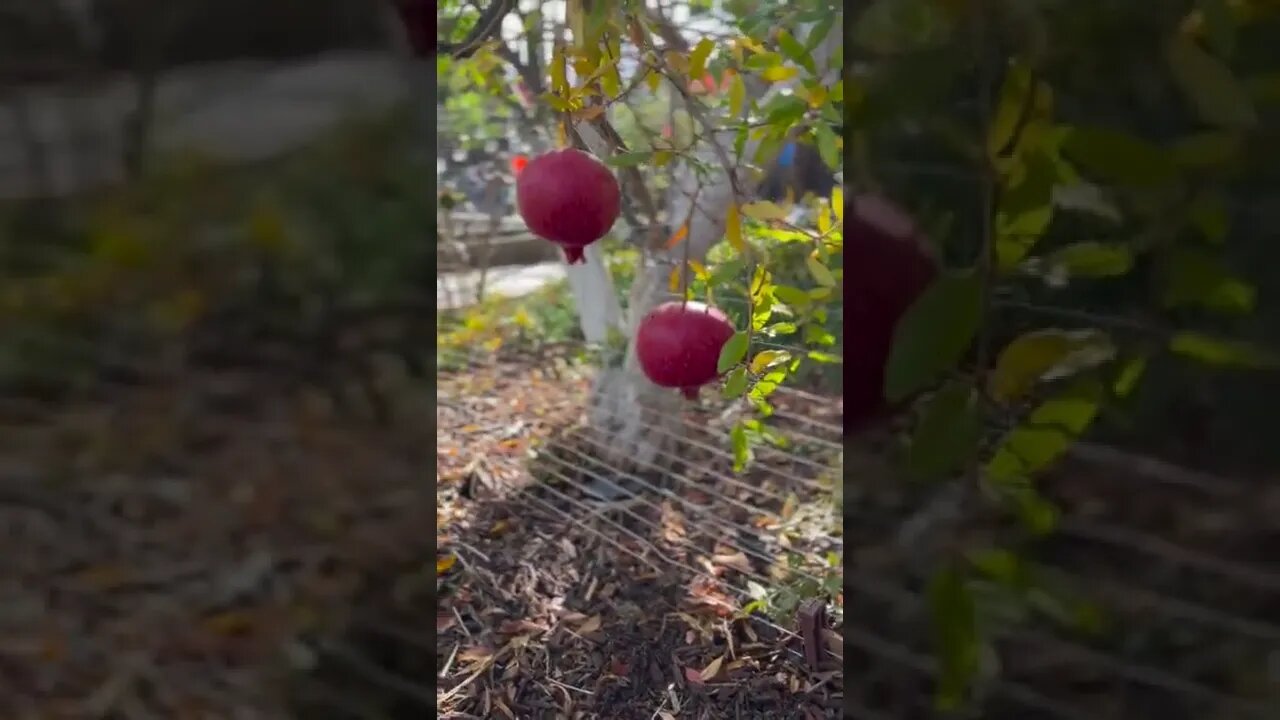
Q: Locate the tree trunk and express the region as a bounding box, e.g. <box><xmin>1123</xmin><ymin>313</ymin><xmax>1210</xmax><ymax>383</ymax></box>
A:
<box><xmin>565</xmin><ymin>16</ymin><xmax>842</xmax><ymax>474</ymax></box>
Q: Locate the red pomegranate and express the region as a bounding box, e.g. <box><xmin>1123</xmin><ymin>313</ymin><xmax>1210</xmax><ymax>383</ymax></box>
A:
<box><xmin>843</xmin><ymin>194</ymin><xmax>939</xmax><ymax>435</ymax></box>
<box><xmin>392</xmin><ymin>0</ymin><xmax>436</xmax><ymax>57</ymax></box>
<box><xmin>636</xmin><ymin>301</ymin><xmax>737</xmax><ymax>399</ymax></box>
<box><xmin>516</xmin><ymin>149</ymin><xmax>621</xmax><ymax>264</ymax></box>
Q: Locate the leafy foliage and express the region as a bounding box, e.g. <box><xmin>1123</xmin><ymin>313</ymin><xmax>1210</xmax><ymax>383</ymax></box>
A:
<box><xmin>854</xmin><ymin>0</ymin><xmax>1280</xmax><ymax>707</ymax></box>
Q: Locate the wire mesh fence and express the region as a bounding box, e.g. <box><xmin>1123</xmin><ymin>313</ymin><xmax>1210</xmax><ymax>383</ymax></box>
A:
<box><xmin>431</xmin><ymin>335</ymin><xmax>844</xmax><ymax>718</ymax></box>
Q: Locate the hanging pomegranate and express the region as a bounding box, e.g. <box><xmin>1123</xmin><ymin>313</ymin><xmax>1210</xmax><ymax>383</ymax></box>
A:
<box><xmin>636</xmin><ymin>301</ymin><xmax>737</xmax><ymax>399</ymax></box>
<box><xmin>515</xmin><ymin>149</ymin><xmax>620</xmax><ymax>264</ymax></box>
<box><xmin>843</xmin><ymin>194</ymin><xmax>939</xmax><ymax>435</ymax></box>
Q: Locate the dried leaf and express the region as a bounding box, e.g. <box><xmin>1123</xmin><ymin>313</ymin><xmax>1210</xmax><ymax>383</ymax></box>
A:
<box><xmin>684</xmin><ymin>666</ymin><xmax>706</xmax><ymax>685</ymax></box>
<box><xmin>666</xmin><ymin>223</ymin><xmax>689</xmax><ymax>249</ymax></box>
<box><xmin>203</xmin><ymin>610</ymin><xmax>255</xmax><ymax>636</ymax></box>
<box><xmin>699</xmin><ymin>654</ymin><xmax>726</xmax><ymax>682</ymax></box>
<box><xmin>573</xmin><ymin>104</ymin><xmax>606</xmax><ymax>121</ymax></box>
<box><xmin>711</xmin><ymin>551</ymin><xmax>753</xmax><ymax>574</ymax></box>
<box><xmin>437</xmin><ymin>554</ymin><xmax>457</xmax><ymax>575</ymax></box>
<box><xmin>577</xmin><ymin>614</ymin><xmax>603</xmax><ymax>634</ymax></box>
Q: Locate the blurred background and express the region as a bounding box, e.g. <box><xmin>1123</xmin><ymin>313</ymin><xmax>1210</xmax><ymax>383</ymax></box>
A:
<box><xmin>0</xmin><ymin>1</ymin><xmax>440</xmax><ymax>716</ymax></box>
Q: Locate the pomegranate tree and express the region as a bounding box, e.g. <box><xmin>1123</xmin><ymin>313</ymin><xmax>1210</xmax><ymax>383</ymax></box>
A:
<box><xmin>515</xmin><ymin>149</ymin><xmax>621</xmax><ymax>264</ymax></box>
<box><xmin>843</xmin><ymin>194</ymin><xmax>939</xmax><ymax>435</ymax></box>
<box><xmin>636</xmin><ymin>301</ymin><xmax>737</xmax><ymax>399</ymax></box>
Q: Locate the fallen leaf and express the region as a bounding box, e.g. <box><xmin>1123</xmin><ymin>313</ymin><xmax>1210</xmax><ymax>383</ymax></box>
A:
<box><xmin>457</xmin><ymin>645</ymin><xmax>493</xmax><ymax>664</ymax></box>
<box><xmin>203</xmin><ymin>610</ymin><xmax>255</xmax><ymax>637</ymax></box>
<box><xmin>437</xmin><ymin>613</ymin><xmax>456</xmax><ymax>632</ymax></box>
<box><xmin>608</xmin><ymin>657</ymin><xmax>630</xmax><ymax>676</ymax></box>
<box><xmin>577</xmin><ymin>614</ymin><xmax>603</xmax><ymax>635</ymax></box>
<box><xmin>711</xmin><ymin>551</ymin><xmax>752</xmax><ymax>574</ymax></box>
<box><xmin>699</xmin><ymin>654</ymin><xmax>725</xmax><ymax>682</ymax></box>
<box><xmin>684</xmin><ymin>666</ymin><xmax>705</xmax><ymax>685</ymax></box>
<box><xmin>436</xmin><ymin>554</ymin><xmax>457</xmax><ymax>575</ymax></box>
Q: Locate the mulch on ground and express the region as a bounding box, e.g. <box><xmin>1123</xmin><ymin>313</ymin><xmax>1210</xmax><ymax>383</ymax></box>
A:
<box><xmin>434</xmin><ymin>349</ymin><xmax>844</xmax><ymax>720</ymax></box>
<box><xmin>0</xmin><ymin>371</ymin><xmax>436</xmax><ymax>719</ymax></box>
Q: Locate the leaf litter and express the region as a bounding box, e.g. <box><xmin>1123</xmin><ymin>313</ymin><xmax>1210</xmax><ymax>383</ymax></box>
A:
<box><xmin>429</xmin><ymin>348</ymin><xmax>844</xmax><ymax>719</ymax></box>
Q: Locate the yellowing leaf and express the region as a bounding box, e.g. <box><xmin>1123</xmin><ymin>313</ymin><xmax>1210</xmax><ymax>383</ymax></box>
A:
<box><xmin>646</xmin><ymin>68</ymin><xmax>662</xmax><ymax>93</ymax></box>
<box><xmin>817</xmin><ymin>205</ymin><xmax>833</xmax><ymax>235</ymax></box>
<box><xmin>761</xmin><ymin>65</ymin><xmax>799</xmax><ymax>83</ymax></box>
<box><xmin>557</xmin><ymin>120</ymin><xmax>569</xmax><ymax>148</ymax></box>
<box><xmin>437</xmin><ymin>555</ymin><xmax>458</xmax><ymax>575</ymax></box>
<box><xmin>669</xmin><ymin>265</ymin><xmax>683</xmax><ymax>292</ymax></box>
<box><xmin>740</xmin><ymin>201</ymin><xmax>789</xmax><ymax>222</ymax></box>
<box><xmin>988</xmin><ymin>329</ymin><xmax>1115</xmax><ymax>404</ymax></box>
<box><xmin>551</xmin><ymin>46</ymin><xmax>568</xmax><ymax>95</ymax></box>
<box><xmin>749</xmin><ymin>350</ymin><xmax>788</xmax><ymax>373</ymax></box>
<box><xmin>729</xmin><ymin>72</ymin><xmax>747</xmax><ymax>117</ymax></box>
<box><xmin>688</xmin><ymin>259</ymin><xmax>708</xmax><ymax>279</ymax></box>
<box><xmin>725</xmin><ymin>203</ymin><xmax>744</xmax><ymax>251</ymax></box>
<box><xmin>806</xmin><ymin>252</ymin><xmax>836</xmax><ymax>287</ymax></box>
<box><xmin>689</xmin><ymin>38</ymin><xmax>715</xmax><ymax>81</ymax></box>
<box><xmin>832</xmin><ymin>186</ymin><xmax>844</xmax><ymax>223</ymax></box>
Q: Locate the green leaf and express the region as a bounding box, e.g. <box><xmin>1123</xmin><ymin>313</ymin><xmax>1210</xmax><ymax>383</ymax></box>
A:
<box><xmin>776</xmin><ymin>29</ymin><xmax>816</xmax><ymax>74</ymax></box>
<box><xmin>1167</xmin><ymin>34</ymin><xmax>1257</xmax><ymax>130</ymax></box>
<box><xmin>728</xmin><ymin>72</ymin><xmax>747</xmax><ymax>117</ymax></box>
<box><xmin>730</xmin><ymin>420</ymin><xmax>752</xmax><ymax>472</ymax></box>
<box><xmin>1187</xmin><ymin>190</ymin><xmax>1230</xmax><ymax>243</ymax></box>
<box><xmin>988</xmin><ymin>329</ymin><xmax>1116</xmax><ymax>404</ymax></box>
<box><xmin>1169</xmin><ymin>332</ymin><xmax>1278</xmax><ymax>368</ymax></box>
<box><xmin>605</xmin><ymin>151</ymin><xmax>649</xmax><ymax>167</ymax></box>
<box><xmin>814</xmin><ymin>124</ymin><xmax>840</xmax><ymax>171</ymax></box>
<box><xmin>805</xmin><ymin>253</ymin><xmax>836</xmax><ymax>287</ymax></box>
<box><xmin>988</xmin><ymin>60</ymin><xmax>1039</xmax><ymax>158</ymax></box>
<box><xmin>771</xmin><ymin>285</ymin><xmax>811</xmax><ymax>309</ymax></box>
<box><xmin>1170</xmin><ymin>132</ymin><xmax>1242</xmax><ymax>169</ymax></box>
<box><xmin>717</xmin><ymin>331</ymin><xmax>750</xmax><ymax>373</ymax></box>
<box><xmin>1160</xmin><ymin>247</ymin><xmax>1255</xmax><ymax>315</ymax></box>
<box><xmin>1063</xmin><ymin>127</ymin><xmax>1178</xmax><ymax>187</ymax></box>
<box><xmin>722</xmin><ymin>366</ymin><xmax>750</xmax><ymax>398</ymax></box>
<box><xmin>1113</xmin><ymin>356</ymin><xmax>1147</xmax><ymax>398</ymax></box>
<box><xmin>996</xmin><ymin>151</ymin><xmax>1059</xmax><ymax>271</ymax></box>
<box><xmin>808</xmin><ymin>351</ymin><xmax>841</xmax><ymax>364</ymax></box>
<box><xmin>929</xmin><ymin>564</ymin><xmax>980</xmax><ymax>711</ymax></box>
<box><xmin>986</xmin><ymin>380</ymin><xmax>1103</xmax><ymax>485</ymax></box>
<box><xmin>907</xmin><ymin>381</ymin><xmax>983</xmax><ymax>482</ymax></box>
<box><xmin>885</xmin><ymin>272</ymin><xmax>983</xmax><ymax>403</ymax></box>
<box><xmin>1046</xmin><ymin>242</ymin><xmax>1134</xmax><ymax>280</ymax></box>
<box><xmin>761</xmin><ymin>94</ymin><xmax>809</xmax><ymax>126</ymax></box>
<box><xmin>967</xmin><ymin>548</ymin><xmax>1026</xmax><ymax>587</ymax></box>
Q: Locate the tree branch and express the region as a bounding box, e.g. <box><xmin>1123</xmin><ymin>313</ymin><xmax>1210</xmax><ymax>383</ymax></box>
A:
<box><xmin>439</xmin><ymin>0</ymin><xmax>514</xmax><ymax>59</ymax></box>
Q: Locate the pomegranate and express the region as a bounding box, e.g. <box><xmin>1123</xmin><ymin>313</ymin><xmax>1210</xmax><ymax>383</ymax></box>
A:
<box><xmin>636</xmin><ymin>301</ymin><xmax>737</xmax><ymax>399</ymax></box>
<box><xmin>515</xmin><ymin>149</ymin><xmax>621</xmax><ymax>264</ymax></box>
<box><xmin>843</xmin><ymin>194</ymin><xmax>939</xmax><ymax>435</ymax></box>
<box><xmin>392</xmin><ymin>0</ymin><xmax>436</xmax><ymax>57</ymax></box>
